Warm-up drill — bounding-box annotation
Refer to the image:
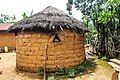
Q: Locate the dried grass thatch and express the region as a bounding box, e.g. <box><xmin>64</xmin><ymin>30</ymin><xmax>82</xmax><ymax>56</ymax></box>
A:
<box><xmin>8</xmin><ymin>6</ymin><xmax>88</xmax><ymax>33</ymax></box>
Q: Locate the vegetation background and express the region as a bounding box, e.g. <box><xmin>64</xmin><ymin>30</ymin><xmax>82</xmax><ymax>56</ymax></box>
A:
<box><xmin>67</xmin><ymin>0</ymin><xmax>120</xmax><ymax>59</ymax></box>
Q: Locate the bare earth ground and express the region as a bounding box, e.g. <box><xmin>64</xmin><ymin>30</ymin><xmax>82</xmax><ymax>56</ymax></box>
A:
<box><xmin>0</xmin><ymin>53</ymin><xmax>114</xmax><ymax>80</ymax></box>
<box><xmin>75</xmin><ymin>59</ymin><xmax>114</xmax><ymax>80</ymax></box>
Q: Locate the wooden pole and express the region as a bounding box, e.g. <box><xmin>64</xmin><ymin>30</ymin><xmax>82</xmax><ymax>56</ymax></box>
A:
<box><xmin>44</xmin><ymin>45</ymin><xmax>48</xmax><ymax>80</ymax></box>
<box><xmin>118</xmin><ymin>72</ymin><xmax>120</xmax><ymax>80</ymax></box>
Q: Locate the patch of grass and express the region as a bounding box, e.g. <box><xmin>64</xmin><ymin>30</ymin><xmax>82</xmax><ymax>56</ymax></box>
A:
<box><xmin>55</xmin><ymin>66</ymin><xmax>85</xmax><ymax>78</ymax></box>
<box><xmin>81</xmin><ymin>60</ymin><xmax>94</xmax><ymax>69</ymax></box>
<box><xmin>55</xmin><ymin>60</ymin><xmax>95</xmax><ymax>78</ymax></box>
<box><xmin>67</xmin><ymin>68</ymin><xmax>77</xmax><ymax>78</ymax></box>
<box><xmin>96</xmin><ymin>59</ymin><xmax>109</xmax><ymax>67</ymax></box>
<box><xmin>48</xmin><ymin>76</ymin><xmax>57</xmax><ymax>80</ymax></box>
<box><xmin>55</xmin><ymin>67</ymin><xmax>66</xmax><ymax>76</ymax></box>
<box><xmin>37</xmin><ymin>60</ymin><xmax>96</xmax><ymax>79</ymax></box>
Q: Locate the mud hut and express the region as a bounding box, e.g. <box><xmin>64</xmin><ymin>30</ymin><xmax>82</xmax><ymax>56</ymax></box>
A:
<box><xmin>0</xmin><ymin>23</ymin><xmax>16</xmax><ymax>50</ymax></box>
<box><xmin>8</xmin><ymin>6</ymin><xmax>88</xmax><ymax>72</ymax></box>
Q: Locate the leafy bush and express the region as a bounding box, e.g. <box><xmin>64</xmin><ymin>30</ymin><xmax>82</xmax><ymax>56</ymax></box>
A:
<box><xmin>67</xmin><ymin>68</ymin><xmax>77</xmax><ymax>78</ymax></box>
<box><xmin>74</xmin><ymin>66</ymin><xmax>85</xmax><ymax>72</ymax></box>
<box><xmin>55</xmin><ymin>68</ymin><xmax>66</xmax><ymax>75</ymax></box>
<box><xmin>37</xmin><ymin>67</ymin><xmax>44</xmax><ymax>76</ymax></box>
<box><xmin>55</xmin><ymin>60</ymin><xmax>93</xmax><ymax>78</ymax></box>
<box><xmin>48</xmin><ymin>76</ymin><xmax>57</xmax><ymax>80</ymax></box>
<box><xmin>37</xmin><ymin>60</ymin><xmax>93</xmax><ymax>78</ymax></box>
<box><xmin>81</xmin><ymin>60</ymin><xmax>93</xmax><ymax>69</ymax></box>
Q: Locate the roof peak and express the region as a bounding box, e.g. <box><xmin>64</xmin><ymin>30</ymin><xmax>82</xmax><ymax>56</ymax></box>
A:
<box><xmin>46</xmin><ymin>6</ymin><xmax>52</xmax><ymax>8</ymax></box>
<box><xmin>40</xmin><ymin>6</ymin><xmax>67</xmax><ymax>15</ymax></box>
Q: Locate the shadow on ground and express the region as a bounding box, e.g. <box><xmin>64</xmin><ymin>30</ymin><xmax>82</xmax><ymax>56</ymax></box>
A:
<box><xmin>82</xmin><ymin>58</ymin><xmax>97</xmax><ymax>75</ymax></box>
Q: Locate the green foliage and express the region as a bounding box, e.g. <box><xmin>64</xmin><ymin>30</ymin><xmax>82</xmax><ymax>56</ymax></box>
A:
<box><xmin>48</xmin><ymin>76</ymin><xmax>57</xmax><ymax>80</ymax></box>
<box><xmin>22</xmin><ymin>12</ymin><xmax>28</xmax><ymax>19</ymax></box>
<box><xmin>108</xmin><ymin>0</ymin><xmax>120</xmax><ymax>4</ymax></box>
<box><xmin>83</xmin><ymin>16</ymin><xmax>98</xmax><ymax>45</ymax></box>
<box><xmin>68</xmin><ymin>0</ymin><xmax>73</xmax><ymax>4</ymax></box>
<box><xmin>67</xmin><ymin>0</ymin><xmax>99</xmax><ymax>50</ymax></box>
<box><xmin>67</xmin><ymin>0</ymin><xmax>120</xmax><ymax>58</ymax></box>
<box><xmin>0</xmin><ymin>19</ymin><xmax>4</xmax><ymax>23</ymax></box>
<box><xmin>0</xmin><ymin>14</ymin><xmax>16</xmax><ymax>23</ymax></box>
<box><xmin>81</xmin><ymin>60</ymin><xmax>93</xmax><ymax>69</ymax></box>
<box><xmin>37</xmin><ymin>60</ymin><xmax>94</xmax><ymax>79</ymax></box>
<box><xmin>55</xmin><ymin>67</ymin><xmax>80</xmax><ymax>77</ymax></box>
<box><xmin>66</xmin><ymin>0</ymin><xmax>107</xmax><ymax>16</ymax></box>
<box><xmin>55</xmin><ymin>68</ymin><xmax>66</xmax><ymax>75</ymax></box>
<box><xmin>67</xmin><ymin>68</ymin><xmax>77</xmax><ymax>77</ymax></box>
<box><xmin>37</xmin><ymin>67</ymin><xmax>44</xmax><ymax>76</ymax></box>
<box><xmin>22</xmin><ymin>10</ymin><xmax>33</xmax><ymax>19</ymax></box>
<box><xmin>55</xmin><ymin>60</ymin><xmax>93</xmax><ymax>78</ymax></box>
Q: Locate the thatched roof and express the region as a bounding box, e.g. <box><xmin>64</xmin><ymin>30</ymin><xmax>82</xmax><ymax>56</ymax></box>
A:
<box><xmin>8</xmin><ymin>6</ymin><xmax>88</xmax><ymax>33</ymax></box>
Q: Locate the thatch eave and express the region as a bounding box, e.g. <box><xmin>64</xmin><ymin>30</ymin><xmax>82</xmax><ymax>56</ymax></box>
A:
<box><xmin>8</xmin><ymin>6</ymin><xmax>89</xmax><ymax>33</ymax></box>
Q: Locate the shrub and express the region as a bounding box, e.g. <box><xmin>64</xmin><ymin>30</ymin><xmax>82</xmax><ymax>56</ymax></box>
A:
<box><xmin>55</xmin><ymin>68</ymin><xmax>66</xmax><ymax>75</ymax></box>
<box><xmin>48</xmin><ymin>76</ymin><xmax>57</xmax><ymax>80</ymax></box>
<box><xmin>81</xmin><ymin>60</ymin><xmax>93</xmax><ymax>69</ymax></box>
<box><xmin>67</xmin><ymin>68</ymin><xmax>77</xmax><ymax>78</ymax></box>
<box><xmin>37</xmin><ymin>67</ymin><xmax>44</xmax><ymax>76</ymax></box>
<box><xmin>37</xmin><ymin>60</ymin><xmax>93</xmax><ymax>78</ymax></box>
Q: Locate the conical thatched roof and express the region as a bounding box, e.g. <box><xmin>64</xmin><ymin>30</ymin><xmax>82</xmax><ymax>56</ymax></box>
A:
<box><xmin>8</xmin><ymin>6</ymin><xmax>88</xmax><ymax>33</ymax></box>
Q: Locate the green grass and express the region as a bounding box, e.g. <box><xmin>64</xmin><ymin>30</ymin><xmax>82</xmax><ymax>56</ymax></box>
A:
<box><xmin>44</xmin><ymin>60</ymin><xmax>96</xmax><ymax>79</ymax></box>
<box><xmin>37</xmin><ymin>59</ymin><xmax>114</xmax><ymax>80</ymax></box>
<box><xmin>96</xmin><ymin>59</ymin><xmax>109</xmax><ymax>67</ymax></box>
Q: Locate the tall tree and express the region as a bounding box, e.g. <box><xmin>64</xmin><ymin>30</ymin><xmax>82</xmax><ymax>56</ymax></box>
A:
<box><xmin>67</xmin><ymin>0</ymin><xmax>120</xmax><ymax>59</ymax></box>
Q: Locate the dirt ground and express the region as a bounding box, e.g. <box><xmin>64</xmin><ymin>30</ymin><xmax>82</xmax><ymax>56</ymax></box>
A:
<box><xmin>75</xmin><ymin>59</ymin><xmax>114</xmax><ymax>80</ymax></box>
<box><xmin>0</xmin><ymin>53</ymin><xmax>41</xmax><ymax>80</ymax></box>
<box><xmin>0</xmin><ymin>53</ymin><xmax>114</xmax><ymax>80</ymax></box>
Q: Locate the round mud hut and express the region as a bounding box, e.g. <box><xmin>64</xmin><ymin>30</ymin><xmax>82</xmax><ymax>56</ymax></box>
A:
<box><xmin>8</xmin><ymin>6</ymin><xmax>88</xmax><ymax>72</ymax></box>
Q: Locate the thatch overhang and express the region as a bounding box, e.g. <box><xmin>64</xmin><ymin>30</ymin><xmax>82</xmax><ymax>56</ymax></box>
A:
<box><xmin>8</xmin><ymin>6</ymin><xmax>88</xmax><ymax>33</ymax></box>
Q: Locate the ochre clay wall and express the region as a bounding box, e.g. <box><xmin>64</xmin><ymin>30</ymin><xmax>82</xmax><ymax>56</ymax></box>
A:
<box><xmin>0</xmin><ymin>31</ymin><xmax>16</xmax><ymax>48</ymax></box>
<box><xmin>16</xmin><ymin>29</ymin><xmax>85</xmax><ymax>72</ymax></box>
